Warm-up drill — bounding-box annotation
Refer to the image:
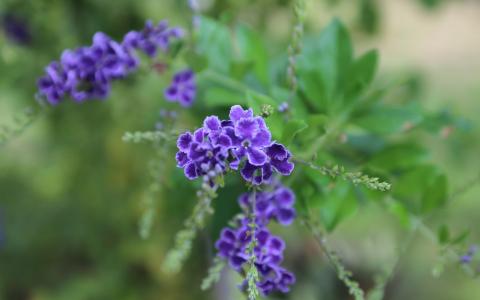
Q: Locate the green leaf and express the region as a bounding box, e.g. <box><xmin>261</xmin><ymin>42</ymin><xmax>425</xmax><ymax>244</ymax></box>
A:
<box><xmin>347</xmin><ymin>49</ymin><xmax>378</xmax><ymax>96</ymax></box>
<box><xmin>369</xmin><ymin>144</ymin><xmax>428</xmax><ymax>171</ymax></box>
<box><xmin>317</xmin><ymin>180</ymin><xmax>358</xmax><ymax>232</ymax></box>
<box><xmin>281</xmin><ymin>119</ymin><xmax>308</xmax><ymax>146</ymax></box>
<box><xmin>298</xmin><ymin>18</ymin><xmax>353</xmax><ymax>113</ymax></box>
<box><xmin>234</xmin><ymin>24</ymin><xmax>269</xmax><ymax>87</ymax></box>
<box><xmin>450</xmin><ymin>229</ymin><xmax>470</xmax><ymax>245</ymax></box>
<box><xmin>185</xmin><ymin>51</ymin><xmax>208</xmax><ymax>72</ymax></box>
<box><xmin>229</xmin><ymin>59</ymin><xmax>253</xmax><ymax>80</ymax></box>
<box><xmin>196</xmin><ymin>17</ymin><xmax>232</xmax><ymax>73</ymax></box>
<box><xmin>386</xmin><ymin>200</ymin><xmax>411</xmax><ymax>228</ymax></box>
<box><xmin>353</xmin><ymin>102</ymin><xmax>424</xmax><ymax>135</ymax></box>
<box><xmin>203</xmin><ymin>88</ymin><xmax>245</xmax><ymax>107</ymax></box>
<box><xmin>421</xmin><ymin>173</ymin><xmax>447</xmax><ymax>213</ymax></box>
<box><xmin>437</xmin><ymin>225</ymin><xmax>450</xmax><ymax>244</ymax></box>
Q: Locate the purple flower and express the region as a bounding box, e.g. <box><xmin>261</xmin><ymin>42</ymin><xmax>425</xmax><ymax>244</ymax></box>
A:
<box><xmin>164</xmin><ymin>69</ymin><xmax>196</xmax><ymax>107</ymax></box>
<box><xmin>123</xmin><ymin>20</ymin><xmax>184</xmax><ymax>57</ymax></box>
<box><xmin>278</xmin><ymin>102</ymin><xmax>289</xmax><ymax>113</ymax></box>
<box><xmin>175</xmin><ymin>127</ymin><xmax>228</xmax><ymax>181</ymax></box>
<box><xmin>1</xmin><ymin>14</ymin><xmax>31</xmax><ymax>45</ymax></box>
<box><xmin>460</xmin><ymin>245</ymin><xmax>477</xmax><ymax>264</ymax></box>
<box><xmin>213</xmin><ymin>183</ymin><xmax>296</xmax><ymax>296</ymax></box>
<box><xmin>214</xmin><ymin>217</ymin><xmax>295</xmax><ymax>295</ymax></box>
<box><xmin>238</xmin><ymin>184</ymin><xmax>296</xmax><ymax>226</ymax></box>
<box><xmin>227</xmin><ymin>105</ymin><xmax>291</xmax><ymax>185</ymax></box>
<box><xmin>38</xmin><ymin>20</ymin><xmax>183</xmax><ymax>105</ymax></box>
<box><xmin>240</xmin><ymin>143</ymin><xmax>294</xmax><ymax>185</ymax></box>
<box><xmin>175</xmin><ymin>105</ymin><xmax>295</xmax><ymax>185</ymax></box>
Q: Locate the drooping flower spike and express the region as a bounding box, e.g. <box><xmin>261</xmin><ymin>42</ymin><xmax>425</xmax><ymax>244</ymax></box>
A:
<box><xmin>175</xmin><ymin>105</ymin><xmax>295</xmax><ymax>185</ymax></box>
<box><xmin>37</xmin><ymin>20</ymin><xmax>183</xmax><ymax>105</ymax></box>
<box><xmin>214</xmin><ymin>182</ymin><xmax>297</xmax><ymax>296</ymax></box>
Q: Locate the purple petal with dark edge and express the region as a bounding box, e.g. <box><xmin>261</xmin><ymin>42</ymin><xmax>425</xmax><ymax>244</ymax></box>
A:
<box><xmin>271</xmin><ymin>159</ymin><xmax>294</xmax><ymax>175</ymax></box>
<box><xmin>266</xmin><ymin>143</ymin><xmax>289</xmax><ymax>160</ymax></box>
<box><xmin>246</xmin><ymin>147</ymin><xmax>268</xmax><ymax>166</ymax></box>
<box><xmin>175</xmin><ymin>151</ymin><xmax>189</xmax><ymax>167</ymax></box>
<box><xmin>177</xmin><ymin>132</ymin><xmax>193</xmax><ymax>151</ymax></box>
<box><xmin>203</xmin><ymin>115</ymin><xmax>222</xmax><ymax>133</ymax></box>
<box><xmin>262</xmin><ymin>164</ymin><xmax>273</xmax><ymax>182</ymax></box>
<box><xmin>240</xmin><ymin>162</ymin><xmax>257</xmax><ymax>182</ymax></box>
<box><xmin>184</xmin><ymin>162</ymin><xmax>198</xmax><ymax>179</ymax></box>
<box><xmin>193</xmin><ymin>128</ymin><xmax>204</xmax><ymax>143</ymax></box>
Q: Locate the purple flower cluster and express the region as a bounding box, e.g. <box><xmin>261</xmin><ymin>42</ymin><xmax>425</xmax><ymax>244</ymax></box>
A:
<box><xmin>37</xmin><ymin>20</ymin><xmax>183</xmax><ymax>105</ymax></box>
<box><xmin>175</xmin><ymin>105</ymin><xmax>294</xmax><ymax>184</ymax></box>
<box><xmin>164</xmin><ymin>69</ymin><xmax>196</xmax><ymax>107</ymax></box>
<box><xmin>215</xmin><ymin>184</ymin><xmax>297</xmax><ymax>295</ymax></box>
<box><xmin>238</xmin><ymin>184</ymin><xmax>296</xmax><ymax>226</ymax></box>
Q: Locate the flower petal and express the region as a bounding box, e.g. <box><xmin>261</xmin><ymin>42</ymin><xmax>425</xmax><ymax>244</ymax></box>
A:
<box><xmin>276</xmin><ymin>208</ymin><xmax>295</xmax><ymax>226</ymax></box>
<box><xmin>203</xmin><ymin>115</ymin><xmax>222</xmax><ymax>133</ymax></box>
<box><xmin>229</xmin><ymin>105</ymin><xmax>253</xmax><ymax>122</ymax></box>
<box><xmin>251</xmin><ymin>128</ymin><xmax>271</xmax><ymax>147</ymax></box>
<box><xmin>240</xmin><ymin>162</ymin><xmax>257</xmax><ymax>182</ymax></box>
<box><xmin>177</xmin><ymin>132</ymin><xmax>193</xmax><ymax>151</ymax></box>
<box><xmin>247</xmin><ymin>147</ymin><xmax>268</xmax><ymax>166</ymax></box>
<box><xmin>271</xmin><ymin>159</ymin><xmax>294</xmax><ymax>175</ymax></box>
<box><xmin>235</xmin><ymin>117</ymin><xmax>259</xmax><ymax>140</ymax></box>
<box><xmin>266</xmin><ymin>143</ymin><xmax>289</xmax><ymax>160</ymax></box>
<box><xmin>184</xmin><ymin>162</ymin><xmax>198</xmax><ymax>179</ymax></box>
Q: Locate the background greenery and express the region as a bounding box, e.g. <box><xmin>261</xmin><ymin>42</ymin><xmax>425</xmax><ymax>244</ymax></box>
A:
<box><xmin>0</xmin><ymin>0</ymin><xmax>479</xmax><ymax>299</ymax></box>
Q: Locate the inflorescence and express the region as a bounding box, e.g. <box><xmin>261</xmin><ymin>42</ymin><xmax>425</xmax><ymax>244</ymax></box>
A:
<box><xmin>175</xmin><ymin>105</ymin><xmax>294</xmax><ymax>185</ymax></box>
<box><xmin>37</xmin><ymin>20</ymin><xmax>194</xmax><ymax>106</ymax></box>
<box><xmin>215</xmin><ymin>183</ymin><xmax>296</xmax><ymax>296</ymax></box>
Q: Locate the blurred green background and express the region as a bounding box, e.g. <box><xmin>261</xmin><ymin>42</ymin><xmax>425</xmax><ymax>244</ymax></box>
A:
<box><xmin>0</xmin><ymin>0</ymin><xmax>479</xmax><ymax>299</ymax></box>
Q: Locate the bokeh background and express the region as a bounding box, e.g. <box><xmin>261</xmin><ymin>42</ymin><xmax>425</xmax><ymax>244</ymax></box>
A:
<box><xmin>1</xmin><ymin>0</ymin><xmax>479</xmax><ymax>299</ymax></box>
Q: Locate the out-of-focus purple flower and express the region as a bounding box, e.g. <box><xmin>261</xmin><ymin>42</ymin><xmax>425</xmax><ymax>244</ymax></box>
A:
<box><xmin>278</xmin><ymin>102</ymin><xmax>289</xmax><ymax>113</ymax></box>
<box><xmin>238</xmin><ymin>184</ymin><xmax>296</xmax><ymax>226</ymax></box>
<box><xmin>460</xmin><ymin>245</ymin><xmax>477</xmax><ymax>264</ymax></box>
<box><xmin>213</xmin><ymin>182</ymin><xmax>297</xmax><ymax>295</ymax></box>
<box><xmin>37</xmin><ymin>20</ymin><xmax>183</xmax><ymax>105</ymax></box>
<box><xmin>1</xmin><ymin>14</ymin><xmax>31</xmax><ymax>45</ymax></box>
<box><xmin>175</xmin><ymin>105</ymin><xmax>295</xmax><ymax>185</ymax></box>
<box><xmin>164</xmin><ymin>69</ymin><xmax>196</xmax><ymax>107</ymax></box>
<box><xmin>214</xmin><ymin>217</ymin><xmax>295</xmax><ymax>296</ymax></box>
<box><xmin>122</xmin><ymin>20</ymin><xmax>184</xmax><ymax>57</ymax></box>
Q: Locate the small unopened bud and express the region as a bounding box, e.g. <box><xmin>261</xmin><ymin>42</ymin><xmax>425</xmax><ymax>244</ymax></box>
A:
<box><xmin>261</xmin><ymin>104</ymin><xmax>274</xmax><ymax>118</ymax></box>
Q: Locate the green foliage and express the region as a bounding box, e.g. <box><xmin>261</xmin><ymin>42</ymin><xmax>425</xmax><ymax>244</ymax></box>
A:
<box><xmin>0</xmin><ymin>104</ymin><xmax>43</xmax><ymax>146</ymax></box>
<box><xmin>200</xmin><ymin>257</ymin><xmax>226</xmax><ymax>291</ymax></box>
<box><xmin>162</xmin><ymin>183</ymin><xmax>218</xmax><ymax>274</ymax></box>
